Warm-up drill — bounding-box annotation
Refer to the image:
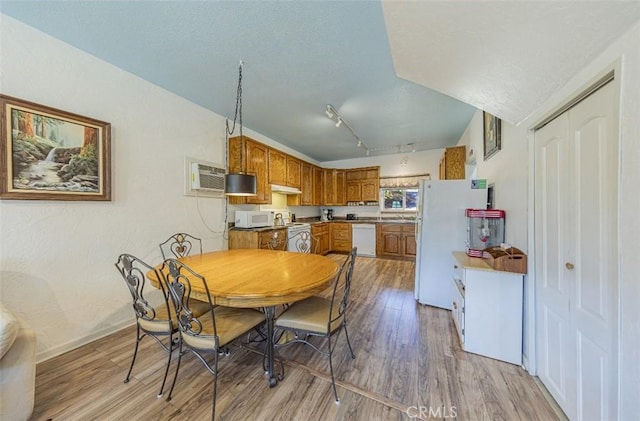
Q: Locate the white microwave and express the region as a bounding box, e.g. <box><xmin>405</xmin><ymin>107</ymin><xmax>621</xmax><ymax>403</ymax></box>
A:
<box><xmin>235</xmin><ymin>211</ymin><xmax>274</xmax><ymax>228</ymax></box>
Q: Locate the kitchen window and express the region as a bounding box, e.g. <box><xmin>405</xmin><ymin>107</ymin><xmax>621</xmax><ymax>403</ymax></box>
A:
<box><xmin>381</xmin><ymin>188</ymin><xmax>419</xmax><ymax>212</ymax></box>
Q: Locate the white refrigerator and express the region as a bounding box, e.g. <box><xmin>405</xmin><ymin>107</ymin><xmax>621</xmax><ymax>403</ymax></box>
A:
<box><xmin>414</xmin><ymin>179</ymin><xmax>487</xmax><ymax>309</ymax></box>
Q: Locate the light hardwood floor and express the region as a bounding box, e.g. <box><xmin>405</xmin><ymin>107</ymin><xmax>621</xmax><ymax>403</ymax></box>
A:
<box><xmin>32</xmin><ymin>254</ymin><xmax>561</xmax><ymax>420</ymax></box>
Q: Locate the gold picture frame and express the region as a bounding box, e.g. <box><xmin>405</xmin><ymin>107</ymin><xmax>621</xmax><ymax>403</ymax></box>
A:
<box><xmin>0</xmin><ymin>95</ymin><xmax>111</xmax><ymax>201</ymax></box>
<box><xmin>483</xmin><ymin>111</ymin><xmax>501</xmax><ymax>161</ymax></box>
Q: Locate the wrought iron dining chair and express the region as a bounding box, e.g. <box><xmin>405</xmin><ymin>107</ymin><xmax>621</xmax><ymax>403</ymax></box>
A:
<box><xmin>288</xmin><ymin>230</ymin><xmax>319</xmax><ymax>254</ymax></box>
<box><xmin>273</xmin><ymin>247</ymin><xmax>357</xmax><ymax>402</ymax></box>
<box><xmin>114</xmin><ymin>253</ymin><xmax>208</xmax><ymax>398</ymax></box>
<box><xmin>162</xmin><ymin>258</ymin><xmax>265</xmax><ymax>421</ymax></box>
<box><xmin>159</xmin><ymin>233</ymin><xmax>203</xmax><ymax>260</ymax></box>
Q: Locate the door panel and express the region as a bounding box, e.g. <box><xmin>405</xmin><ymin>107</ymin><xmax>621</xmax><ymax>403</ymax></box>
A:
<box><xmin>535</xmin><ymin>81</ymin><xmax>618</xmax><ymax>421</ymax></box>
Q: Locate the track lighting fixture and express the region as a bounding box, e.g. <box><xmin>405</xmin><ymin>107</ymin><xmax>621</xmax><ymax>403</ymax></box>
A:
<box><xmin>357</xmin><ymin>140</ymin><xmax>363</xmax><ymax>147</ymax></box>
<box><xmin>335</xmin><ymin>118</ymin><xmax>342</xmax><ymax>128</ymax></box>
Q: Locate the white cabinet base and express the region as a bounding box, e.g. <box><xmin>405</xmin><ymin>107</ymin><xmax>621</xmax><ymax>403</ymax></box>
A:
<box><xmin>452</xmin><ymin>252</ymin><xmax>524</xmax><ymax>366</ymax></box>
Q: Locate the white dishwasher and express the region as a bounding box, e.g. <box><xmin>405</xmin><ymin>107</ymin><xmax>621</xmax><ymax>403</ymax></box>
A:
<box><xmin>352</xmin><ymin>224</ymin><xmax>376</xmax><ymax>257</ymax></box>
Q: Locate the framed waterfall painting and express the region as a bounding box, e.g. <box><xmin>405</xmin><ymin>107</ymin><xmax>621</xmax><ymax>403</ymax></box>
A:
<box><xmin>0</xmin><ymin>95</ymin><xmax>111</xmax><ymax>200</ymax></box>
<box><xmin>483</xmin><ymin>111</ymin><xmax>501</xmax><ymax>161</ymax></box>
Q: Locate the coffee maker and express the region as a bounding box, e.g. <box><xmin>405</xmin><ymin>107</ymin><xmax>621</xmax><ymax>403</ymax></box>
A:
<box><xmin>326</xmin><ymin>209</ymin><xmax>334</xmax><ymax>220</ymax></box>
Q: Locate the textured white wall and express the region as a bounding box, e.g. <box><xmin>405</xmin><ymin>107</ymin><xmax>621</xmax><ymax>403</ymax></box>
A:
<box><xmin>456</xmin><ymin>111</ymin><xmax>528</xmax><ymax>251</ymax></box>
<box><xmin>0</xmin><ymin>16</ymin><xmax>230</xmax><ymax>361</ymax></box>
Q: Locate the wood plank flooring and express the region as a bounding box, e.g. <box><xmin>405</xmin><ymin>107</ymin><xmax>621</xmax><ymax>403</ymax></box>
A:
<box><xmin>32</xmin><ymin>254</ymin><xmax>562</xmax><ymax>420</ymax></box>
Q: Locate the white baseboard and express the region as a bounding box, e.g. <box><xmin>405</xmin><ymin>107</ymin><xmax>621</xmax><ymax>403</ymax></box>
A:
<box><xmin>36</xmin><ymin>319</ymin><xmax>135</xmax><ymax>363</ymax></box>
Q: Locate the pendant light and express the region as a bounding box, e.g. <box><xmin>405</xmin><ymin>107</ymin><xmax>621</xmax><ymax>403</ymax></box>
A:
<box><xmin>225</xmin><ymin>61</ymin><xmax>257</xmax><ymax>196</ymax></box>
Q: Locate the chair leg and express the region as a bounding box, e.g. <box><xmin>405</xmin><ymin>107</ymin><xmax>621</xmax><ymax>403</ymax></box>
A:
<box><xmin>211</xmin><ymin>351</ymin><xmax>219</xmax><ymax>421</ymax></box>
<box><xmin>157</xmin><ymin>333</ymin><xmax>174</xmax><ymax>398</ymax></box>
<box><xmin>327</xmin><ymin>335</ymin><xmax>339</xmax><ymax>403</ymax></box>
<box><xmin>124</xmin><ymin>324</ymin><xmax>142</xmax><ymax>383</ymax></box>
<box><xmin>166</xmin><ymin>340</ymin><xmax>184</xmax><ymax>402</ymax></box>
<box><xmin>343</xmin><ymin>323</ymin><xmax>356</xmax><ymax>359</ymax></box>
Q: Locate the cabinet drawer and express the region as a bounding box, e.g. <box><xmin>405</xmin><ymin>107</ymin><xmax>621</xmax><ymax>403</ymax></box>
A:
<box><xmin>332</xmin><ymin>239</ymin><xmax>352</xmax><ymax>252</ymax></box>
<box><xmin>453</xmin><ymin>261</ymin><xmax>465</xmax><ymax>286</ymax></box>
<box><xmin>332</xmin><ymin>230</ymin><xmax>351</xmax><ymax>241</ymax></box>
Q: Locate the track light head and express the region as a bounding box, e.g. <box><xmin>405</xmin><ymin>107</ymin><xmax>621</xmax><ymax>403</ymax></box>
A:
<box><xmin>335</xmin><ymin>118</ymin><xmax>342</xmax><ymax>128</ymax></box>
<box><xmin>325</xmin><ymin>104</ymin><xmax>336</xmax><ymax>120</ymax></box>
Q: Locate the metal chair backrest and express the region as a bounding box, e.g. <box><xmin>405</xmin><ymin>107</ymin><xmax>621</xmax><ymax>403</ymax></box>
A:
<box><xmin>262</xmin><ymin>230</ymin><xmax>286</xmax><ymax>250</ymax></box>
<box><xmin>159</xmin><ymin>233</ymin><xmax>203</xmax><ymax>260</ymax></box>
<box><xmin>162</xmin><ymin>259</ymin><xmax>219</xmax><ymax>350</ymax></box>
<box><xmin>115</xmin><ymin>253</ymin><xmax>170</xmax><ymax>324</ymax></box>
<box><xmin>289</xmin><ymin>230</ymin><xmax>318</xmax><ymax>254</ymax></box>
<box><xmin>328</xmin><ymin>247</ymin><xmax>357</xmax><ymax>333</ymax></box>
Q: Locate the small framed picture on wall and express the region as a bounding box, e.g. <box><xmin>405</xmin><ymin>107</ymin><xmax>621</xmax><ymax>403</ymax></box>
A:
<box><xmin>483</xmin><ymin>111</ymin><xmax>501</xmax><ymax>161</ymax></box>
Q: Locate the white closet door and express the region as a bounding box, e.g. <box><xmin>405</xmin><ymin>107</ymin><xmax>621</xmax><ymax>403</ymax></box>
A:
<box><xmin>535</xmin><ymin>81</ymin><xmax>618</xmax><ymax>420</ymax></box>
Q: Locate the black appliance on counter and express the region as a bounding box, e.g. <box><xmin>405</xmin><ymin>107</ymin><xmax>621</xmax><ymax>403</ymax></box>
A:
<box><xmin>346</xmin><ymin>213</ymin><xmax>357</xmax><ymax>220</ymax></box>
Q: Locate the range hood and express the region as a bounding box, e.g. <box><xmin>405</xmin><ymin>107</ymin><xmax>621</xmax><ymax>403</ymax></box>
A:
<box><xmin>270</xmin><ymin>184</ymin><xmax>302</xmax><ymax>194</ymax></box>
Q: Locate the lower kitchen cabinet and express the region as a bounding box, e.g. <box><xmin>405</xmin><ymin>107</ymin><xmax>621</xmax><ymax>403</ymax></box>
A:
<box><xmin>228</xmin><ymin>228</ymin><xmax>287</xmax><ymax>251</ymax></box>
<box><xmin>310</xmin><ymin>223</ymin><xmax>330</xmax><ymax>255</ymax></box>
<box><xmin>330</xmin><ymin>222</ymin><xmax>352</xmax><ymax>253</ymax></box>
<box><xmin>376</xmin><ymin>223</ymin><xmax>416</xmax><ymax>260</ymax></box>
<box><xmin>451</xmin><ymin>252</ymin><xmax>524</xmax><ymax>365</ymax></box>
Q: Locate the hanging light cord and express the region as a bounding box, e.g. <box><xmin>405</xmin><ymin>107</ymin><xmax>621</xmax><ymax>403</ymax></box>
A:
<box><xmin>226</xmin><ymin>60</ymin><xmax>243</xmax><ymax>139</ymax></box>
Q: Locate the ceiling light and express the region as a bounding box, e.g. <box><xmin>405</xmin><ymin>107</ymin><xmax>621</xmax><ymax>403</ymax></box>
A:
<box><xmin>366</xmin><ymin>149</ymin><xmax>370</xmax><ymax>156</ymax></box>
<box><xmin>225</xmin><ymin>60</ymin><xmax>257</xmax><ymax>196</ymax></box>
<box><xmin>325</xmin><ymin>105</ymin><xmax>334</xmax><ymax>119</ymax></box>
<box><xmin>357</xmin><ymin>140</ymin><xmax>363</xmax><ymax>147</ymax></box>
<box><xmin>335</xmin><ymin>118</ymin><xmax>343</xmax><ymax>128</ymax></box>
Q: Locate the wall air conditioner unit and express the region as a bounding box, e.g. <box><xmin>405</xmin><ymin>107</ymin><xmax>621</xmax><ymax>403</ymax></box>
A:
<box><xmin>184</xmin><ymin>157</ymin><xmax>226</xmax><ymax>198</ymax></box>
<box><xmin>191</xmin><ymin>162</ymin><xmax>225</xmax><ymax>192</ymax></box>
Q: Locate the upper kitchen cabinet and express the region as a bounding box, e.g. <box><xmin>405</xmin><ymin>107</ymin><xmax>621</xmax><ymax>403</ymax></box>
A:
<box><xmin>287</xmin><ymin>161</ymin><xmax>314</xmax><ymax>206</ymax></box>
<box><xmin>439</xmin><ymin>146</ymin><xmax>466</xmax><ymax>180</ymax></box>
<box><xmin>228</xmin><ymin>136</ymin><xmax>271</xmax><ymax>204</ymax></box>
<box><xmin>285</xmin><ymin>156</ymin><xmax>301</xmax><ymax>189</ymax></box>
<box><xmin>268</xmin><ymin>148</ymin><xmax>287</xmax><ymax>185</ymax></box>
<box><xmin>346</xmin><ymin>166</ymin><xmax>380</xmax><ymax>203</ymax></box>
<box><xmin>312</xmin><ymin>166</ymin><xmax>323</xmax><ymax>206</ymax></box>
<box><xmin>323</xmin><ymin>168</ymin><xmax>346</xmax><ymax>206</ymax></box>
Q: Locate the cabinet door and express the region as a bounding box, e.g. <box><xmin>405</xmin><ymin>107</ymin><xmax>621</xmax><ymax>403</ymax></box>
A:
<box><xmin>268</xmin><ymin>149</ymin><xmax>287</xmax><ymax>185</ymax></box>
<box><xmin>443</xmin><ymin>146</ymin><xmax>466</xmax><ymax>180</ymax></box>
<box><xmin>335</xmin><ymin>170</ymin><xmax>346</xmax><ymax>205</ymax></box>
<box><xmin>403</xmin><ymin>232</ymin><xmax>417</xmax><ymax>257</ymax></box>
<box><xmin>379</xmin><ymin>232</ymin><xmax>402</xmax><ymax>256</ymax></box>
<box><xmin>320</xmin><ymin>232</ymin><xmax>330</xmax><ymax>255</ymax></box>
<box><xmin>313</xmin><ymin>166</ymin><xmax>323</xmax><ymax>205</ymax></box>
<box><xmin>323</xmin><ymin>169</ymin><xmax>335</xmax><ymax>205</ymax></box>
<box><xmin>246</xmin><ymin>139</ymin><xmax>271</xmax><ymax>204</ymax></box>
<box><xmin>286</xmin><ymin>156</ymin><xmax>301</xmax><ymax>188</ymax></box>
<box><xmin>300</xmin><ymin>162</ymin><xmax>313</xmax><ymax>205</ymax></box>
<box><xmin>259</xmin><ymin>230</ymin><xmax>286</xmax><ymax>250</ymax></box>
<box><xmin>346</xmin><ymin>181</ymin><xmax>361</xmax><ymax>202</ymax></box>
<box><xmin>361</xmin><ymin>179</ymin><xmax>379</xmax><ymax>202</ymax></box>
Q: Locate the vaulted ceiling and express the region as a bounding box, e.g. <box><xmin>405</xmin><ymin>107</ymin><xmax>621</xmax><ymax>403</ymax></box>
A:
<box><xmin>2</xmin><ymin>1</ymin><xmax>639</xmax><ymax>162</ymax></box>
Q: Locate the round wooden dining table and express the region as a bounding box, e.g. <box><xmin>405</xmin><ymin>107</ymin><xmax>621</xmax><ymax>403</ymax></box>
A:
<box><xmin>152</xmin><ymin>248</ymin><xmax>339</xmax><ymax>387</ymax></box>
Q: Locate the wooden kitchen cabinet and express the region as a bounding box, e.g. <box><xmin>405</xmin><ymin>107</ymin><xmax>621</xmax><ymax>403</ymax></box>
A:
<box><xmin>312</xmin><ymin>165</ymin><xmax>323</xmax><ymax>206</ymax></box>
<box><xmin>228</xmin><ymin>136</ymin><xmax>271</xmax><ymax>204</ymax></box>
<box><xmin>345</xmin><ymin>166</ymin><xmax>379</xmax><ymax>203</ymax></box>
<box><xmin>323</xmin><ymin>169</ymin><xmax>346</xmax><ymax>206</ymax></box>
<box><xmin>311</xmin><ymin>222</ymin><xmax>330</xmax><ymax>255</ymax></box>
<box><xmin>286</xmin><ymin>155</ymin><xmax>301</xmax><ymax>188</ymax></box>
<box><xmin>288</xmin><ymin>161</ymin><xmax>312</xmax><ymax>206</ymax></box>
<box><xmin>376</xmin><ymin>223</ymin><xmax>416</xmax><ymax>260</ymax></box>
<box><xmin>439</xmin><ymin>146</ymin><xmax>466</xmax><ymax>180</ymax></box>
<box><xmin>268</xmin><ymin>148</ymin><xmax>287</xmax><ymax>185</ymax></box>
<box><xmin>228</xmin><ymin>228</ymin><xmax>287</xmax><ymax>251</ymax></box>
<box><xmin>330</xmin><ymin>222</ymin><xmax>352</xmax><ymax>253</ymax></box>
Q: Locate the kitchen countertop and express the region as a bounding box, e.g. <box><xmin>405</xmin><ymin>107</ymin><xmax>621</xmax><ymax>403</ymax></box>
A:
<box><xmin>230</xmin><ymin>219</ymin><xmax>416</xmax><ymax>231</ymax></box>
<box><xmin>305</xmin><ymin>218</ymin><xmax>416</xmax><ymax>225</ymax></box>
